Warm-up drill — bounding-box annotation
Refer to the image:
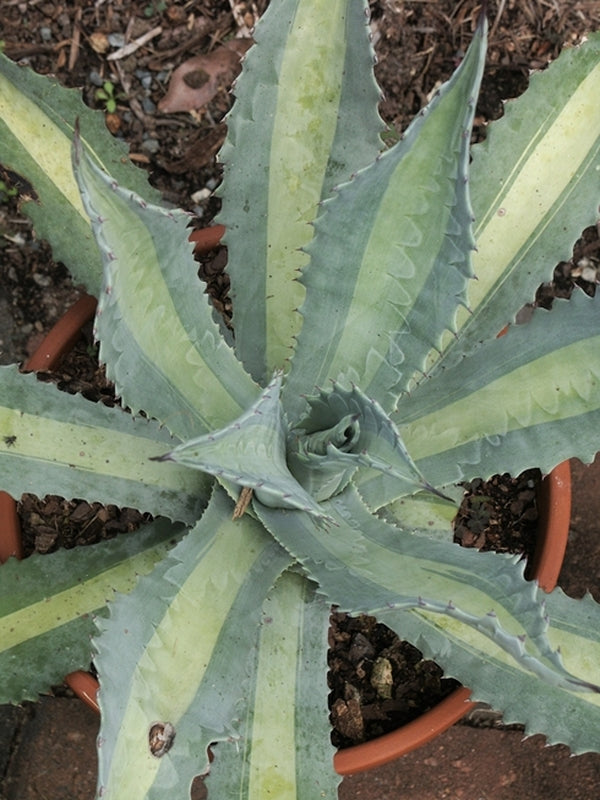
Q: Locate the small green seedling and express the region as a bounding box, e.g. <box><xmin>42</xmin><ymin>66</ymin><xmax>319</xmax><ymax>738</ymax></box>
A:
<box><xmin>95</xmin><ymin>80</ymin><xmax>122</xmax><ymax>113</ymax></box>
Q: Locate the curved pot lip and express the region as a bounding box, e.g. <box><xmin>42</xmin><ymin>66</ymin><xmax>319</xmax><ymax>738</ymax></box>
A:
<box><xmin>0</xmin><ymin>286</ymin><xmax>574</xmax><ymax>775</ymax></box>
<box><xmin>0</xmin><ymin>490</ymin><xmax>23</xmax><ymax>562</ymax></box>
<box><xmin>333</xmin><ymin>686</ymin><xmax>473</xmax><ymax>775</ymax></box>
<box><xmin>22</xmin><ymin>293</ymin><xmax>97</xmax><ymax>373</ymax></box>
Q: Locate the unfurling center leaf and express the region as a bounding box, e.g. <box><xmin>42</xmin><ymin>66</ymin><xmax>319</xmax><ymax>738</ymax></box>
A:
<box><xmin>156</xmin><ymin>374</ymin><xmax>443</xmax><ymax>518</ymax></box>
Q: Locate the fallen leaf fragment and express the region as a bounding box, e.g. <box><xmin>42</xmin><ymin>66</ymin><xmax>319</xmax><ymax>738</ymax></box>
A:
<box><xmin>158</xmin><ymin>39</ymin><xmax>252</xmax><ymax>114</ymax></box>
<box><xmin>89</xmin><ymin>32</ymin><xmax>110</xmax><ymax>54</ymax></box>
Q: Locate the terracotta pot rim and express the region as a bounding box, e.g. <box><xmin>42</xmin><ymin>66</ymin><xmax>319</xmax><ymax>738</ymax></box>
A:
<box><xmin>0</xmin><ymin>278</ymin><xmax>573</xmax><ymax>776</ymax></box>
<box><xmin>0</xmin><ymin>490</ymin><xmax>23</xmax><ymax>562</ymax></box>
<box><xmin>188</xmin><ymin>224</ymin><xmax>225</xmax><ymax>254</ymax></box>
<box><xmin>333</xmin><ymin>685</ymin><xmax>473</xmax><ymax>775</ymax></box>
<box><xmin>1</xmin><ymin>294</ymin><xmax>97</xmax><ymax>563</ymax></box>
<box><xmin>22</xmin><ymin>293</ymin><xmax>97</xmax><ymax>374</ymax></box>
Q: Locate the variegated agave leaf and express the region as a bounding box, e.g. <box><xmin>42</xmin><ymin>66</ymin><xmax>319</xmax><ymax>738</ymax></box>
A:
<box><xmin>71</xmin><ymin>132</ymin><xmax>259</xmax><ymax>441</ymax></box>
<box><xmin>282</xmin><ymin>4</ymin><xmax>485</xmax><ymax>421</ymax></box>
<box><xmin>159</xmin><ymin>371</ymin><xmax>445</xmax><ymax>521</ymax></box>
<box><xmin>0</xmin><ymin>365</ymin><xmax>208</xmax><ymax>523</ymax></box>
<box><xmin>256</xmin><ymin>488</ymin><xmax>600</xmax><ymax>752</ymax></box>
<box><xmin>203</xmin><ymin>569</ymin><xmax>336</xmax><ymax>799</ymax></box>
<box><xmin>287</xmin><ymin>382</ymin><xmax>442</xmax><ymax>502</ymax></box>
<box><xmin>398</xmin><ymin>291</ymin><xmax>600</xmax><ymax>493</ymax></box>
<box><xmin>0</xmin><ymin>51</ymin><xmax>161</xmax><ymax>293</ymax></box>
<box><xmin>217</xmin><ymin>0</ymin><xmax>385</xmax><ymax>385</ymax></box>
<box><xmin>391</xmin><ymin>584</ymin><xmax>600</xmax><ymax>755</ymax></box>
<box><xmin>94</xmin><ymin>486</ymin><xmax>338</xmax><ymax>800</ymax></box>
<box><xmin>0</xmin><ymin>518</ymin><xmax>183</xmax><ymax>703</ymax></box>
<box><xmin>356</xmin><ymin>288</ymin><xmax>600</xmax><ymax>511</ymax></box>
<box><xmin>441</xmin><ymin>32</ymin><xmax>600</xmax><ymax>367</ymax></box>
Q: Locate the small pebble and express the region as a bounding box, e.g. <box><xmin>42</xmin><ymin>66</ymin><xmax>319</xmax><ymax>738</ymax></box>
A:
<box><xmin>39</xmin><ymin>26</ymin><xmax>53</xmax><ymax>42</ymax></box>
<box><xmin>108</xmin><ymin>32</ymin><xmax>126</xmax><ymax>48</ymax></box>
<box><xmin>191</xmin><ymin>188</ymin><xmax>211</xmax><ymax>204</ymax></box>
<box><xmin>141</xmin><ymin>97</ymin><xmax>156</xmax><ymax>114</ymax></box>
<box><xmin>32</xmin><ymin>273</ymin><xmax>51</xmax><ymax>287</ymax></box>
<box><xmin>138</xmin><ymin>74</ymin><xmax>154</xmax><ymax>91</ymax></box>
<box><xmin>89</xmin><ymin>70</ymin><xmax>105</xmax><ymax>88</ymax></box>
<box><xmin>142</xmin><ymin>138</ymin><xmax>160</xmax><ymax>155</ymax></box>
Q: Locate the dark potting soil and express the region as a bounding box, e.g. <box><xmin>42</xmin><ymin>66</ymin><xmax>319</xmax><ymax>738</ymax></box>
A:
<box><xmin>17</xmin><ymin>494</ymin><xmax>151</xmax><ymax>557</ymax></box>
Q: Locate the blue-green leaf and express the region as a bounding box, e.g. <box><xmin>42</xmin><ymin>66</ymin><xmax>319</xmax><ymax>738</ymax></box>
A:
<box><xmin>157</xmin><ymin>373</ymin><xmax>331</xmax><ymax>522</ymax></box>
<box><xmin>94</xmin><ymin>487</ymin><xmax>300</xmax><ymax>799</ymax></box>
<box><xmin>283</xmin><ymin>15</ymin><xmax>486</xmax><ymax>419</ymax></box>
<box><xmin>0</xmin><ymin>366</ymin><xmax>209</xmax><ymax>523</ymax></box>
<box><xmin>205</xmin><ymin>571</ymin><xmax>339</xmax><ymax>800</ymax></box>
<box><xmin>288</xmin><ymin>382</ymin><xmax>438</xmax><ymax>502</ymax></box>
<box><xmin>218</xmin><ymin>0</ymin><xmax>384</xmax><ymax>383</ymax></box>
<box><xmin>0</xmin><ymin>518</ymin><xmax>182</xmax><ymax>703</ymax></box>
<box><xmin>0</xmin><ymin>51</ymin><xmax>161</xmax><ymax>293</ymax></box>
<box><xmin>439</xmin><ymin>32</ymin><xmax>600</xmax><ymax>366</ymax></box>
<box><xmin>73</xmin><ymin>140</ymin><xmax>259</xmax><ymax>440</ymax></box>
<box><xmin>255</xmin><ymin>485</ymin><xmax>600</xmax><ymax>753</ymax></box>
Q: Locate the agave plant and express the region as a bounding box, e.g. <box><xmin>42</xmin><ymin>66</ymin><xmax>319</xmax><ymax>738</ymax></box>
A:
<box><xmin>1</xmin><ymin>1</ymin><xmax>600</xmax><ymax>798</ymax></box>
